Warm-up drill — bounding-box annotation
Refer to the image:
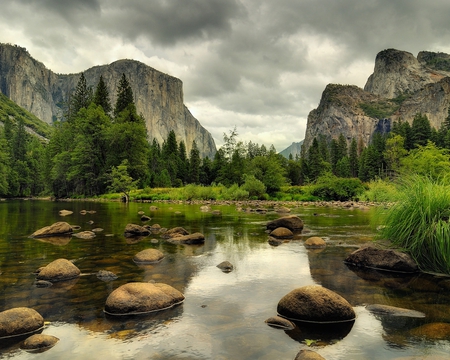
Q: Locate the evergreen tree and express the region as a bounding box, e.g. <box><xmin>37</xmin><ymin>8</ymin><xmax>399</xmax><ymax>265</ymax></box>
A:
<box><xmin>188</xmin><ymin>141</ymin><xmax>201</xmax><ymax>184</ymax></box>
<box><xmin>114</xmin><ymin>73</ymin><xmax>134</xmax><ymax>117</ymax></box>
<box><xmin>308</xmin><ymin>138</ymin><xmax>322</xmax><ymax>182</ymax></box>
<box><xmin>69</xmin><ymin>73</ymin><xmax>92</xmax><ymax>121</ymax></box>
<box><xmin>199</xmin><ymin>157</ymin><xmax>213</xmax><ymax>185</ymax></box>
<box><xmin>93</xmin><ymin>75</ymin><xmax>112</xmax><ymax>115</ymax></box>
<box><xmin>177</xmin><ymin>141</ymin><xmax>188</xmax><ymax>184</ymax></box>
<box><xmin>349</xmin><ymin>138</ymin><xmax>359</xmax><ymax>177</ymax></box>
<box><xmin>411</xmin><ymin>113</ymin><xmax>432</xmax><ymax>148</ymax></box>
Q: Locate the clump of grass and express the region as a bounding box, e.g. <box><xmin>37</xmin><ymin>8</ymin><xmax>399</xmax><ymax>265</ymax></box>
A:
<box><xmin>360</xmin><ymin>178</ymin><xmax>399</xmax><ymax>202</ymax></box>
<box><xmin>376</xmin><ymin>175</ymin><xmax>450</xmax><ymax>274</ymax></box>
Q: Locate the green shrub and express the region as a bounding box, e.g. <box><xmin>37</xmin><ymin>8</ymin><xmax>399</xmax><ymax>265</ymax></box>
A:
<box><xmin>311</xmin><ymin>175</ymin><xmax>366</xmax><ymax>201</ymax></box>
<box><xmin>220</xmin><ymin>184</ymin><xmax>249</xmax><ymax>200</ymax></box>
<box><xmin>376</xmin><ymin>175</ymin><xmax>450</xmax><ymax>274</ymax></box>
<box><xmin>241</xmin><ymin>175</ymin><xmax>266</xmax><ymax>199</ymax></box>
<box><xmin>360</xmin><ymin>178</ymin><xmax>399</xmax><ymax>202</ymax></box>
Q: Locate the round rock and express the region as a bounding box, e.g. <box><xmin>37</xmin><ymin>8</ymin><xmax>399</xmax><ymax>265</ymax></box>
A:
<box><xmin>0</xmin><ymin>307</ymin><xmax>44</xmax><ymax>339</ymax></box>
<box><xmin>133</xmin><ymin>249</ymin><xmax>165</xmax><ymax>264</ymax></box>
<box><xmin>304</xmin><ymin>237</ymin><xmax>326</xmax><ymax>248</ymax></box>
<box><xmin>266</xmin><ymin>215</ymin><xmax>304</xmax><ymax>231</ymax></box>
<box><xmin>30</xmin><ymin>222</ymin><xmax>73</xmax><ymax>238</ymax></box>
<box><xmin>277</xmin><ymin>285</ymin><xmax>355</xmax><ymax>323</ymax></box>
<box><xmin>73</xmin><ymin>231</ymin><xmax>96</xmax><ymax>239</ymax></box>
<box><xmin>294</xmin><ymin>349</ymin><xmax>326</xmax><ymax>360</ymax></box>
<box><xmin>265</xmin><ymin>315</ymin><xmax>295</xmax><ymax>330</ymax></box>
<box><xmin>36</xmin><ymin>258</ymin><xmax>81</xmax><ymax>282</ymax></box>
<box><xmin>104</xmin><ymin>282</ymin><xmax>185</xmax><ymax>315</ymax></box>
<box><xmin>21</xmin><ymin>334</ymin><xmax>59</xmax><ymax>352</ymax></box>
<box><xmin>216</xmin><ymin>261</ymin><xmax>234</xmax><ymax>272</ymax></box>
<box><xmin>270</xmin><ymin>227</ymin><xmax>293</xmax><ymax>239</ymax></box>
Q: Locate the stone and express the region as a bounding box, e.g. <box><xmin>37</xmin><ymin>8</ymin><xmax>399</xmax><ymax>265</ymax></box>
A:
<box><xmin>164</xmin><ymin>227</ymin><xmax>189</xmax><ymax>238</ymax></box>
<box><xmin>58</xmin><ymin>209</ymin><xmax>73</xmax><ymax>216</ymax></box>
<box><xmin>30</xmin><ymin>222</ymin><xmax>73</xmax><ymax>238</ymax></box>
<box><xmin>216</xmin><ymin>261</ymin><xmax>234</xmax><ymax>272</ymax></box>
<box><xmin>409</xmin><ymin>322</ymin><xmax>450</xmax><ymax>340</ymax></box>
<box><xmin>269</xmin><ymin>227</ymin><xmax>293</xmax><ymax>239</ymax></box>
<box><xmin>265</xmin><ymin>316</ymin><xmax>294</xmax><ymax>330</ymax></box>
<box><xmin>73</xmin><ymin>231</ymin><xmax>96</xmax><ymax>239</ymax></box>
<box><xmin>124</xmin><ymin>223</ymin><xmax>151</xmax><ymax>237</ymax></box>
<box><xmin>34</xmin><ymin>280</ymin><xmax>53</xmax><ymax>288</ymax></box>
<box><xmin>21</xmin><ymin>334</ymin><xmax>59</xmax><ymax>352</ymax></box>
<box><xmin>275</xmin><ymin>206</ymin><xmax>291</xmax><ymax>213</ymax></box>
<box><xmin>266</xmin><ymin>215</ymin><xmax>304</xmax><ymax>231</ymax></box>
<box><xmin>167</xmin><ymin>232</ymin><xmax>205</xmax><ymax>245</ymax></box>
<box><xmin>304</xmin><ymin>236</ymin><xmax>326</xmax><ymax>248</ymax></box>
<box><xmin>200</xmin><ymin>205</ymin><xmax>211</xmax><ymax>212</ymax></box>
<box><xmin>268</xmin><ymin>237</ymin><xmax>284</xmax><ymax>246</ymax></box>
<box><xmin>92</xmin><ymin>228</ymin><xmax>104</xmax><ymax>233</ymax></box>
<box><xmin>277</xmin><ymin>285</ymin><xmax>355</xmax><ymax>323</ymax></box>
<box><xmin>104</xmin><ymin>282</ymin><xmax>185</xmax><ymax>315</ymax></box>
<box><xmin>211</xmin><ymin>210</ymin><xmax>222</xmax><ymax>215</ymax></box>
<box><xmin>366</xmin><ymin>304</ymin><xmax>425</xmax><ymax>318</ymax></box>
<box><xmin>96</xmin><ymin>270</ymin><xmax>118</xmax><ymax>281</ymax></box>
<box><xmin>141</xmin><ymin>215</ymin><xmax>151</xmax><ymax>221</ymax></box>
<box><xmin>133</xmin><ymin>249</ymin><xmax>165</xmax><ymax>264</ymax></box>
<box><xmin>344</xmin><ymin>246</ymin><xmax>419</xmax><ymax>272</ymax></box>
<box><xmin>36</xmin><ymin>258</ymin><xmax>81</xmax><ymax>282</ymax></box>
<box><xmin>0</xmin><ymin>307</ymin><xmax>44</xmax><ymax>339</ymax></box>
<box><xmin>294</xmin><ymin>350</ymin><xmax>326</xmax><ymax>360</ymax></box>
<box><xmin>149</xmin><ymin>206</ymin><xmax>158</xmax><ymax>211</ymax></box>
<box><xmin>35</xmin><ymin>236</ymin><xmax>71</xmax><ymax>246</ymax></box>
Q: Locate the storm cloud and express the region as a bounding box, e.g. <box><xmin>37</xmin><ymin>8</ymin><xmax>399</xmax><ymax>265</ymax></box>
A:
<box><xmin>2</xmin><ymin>0</ymin><xmax>450</xmax><ymax>151</ymax></box>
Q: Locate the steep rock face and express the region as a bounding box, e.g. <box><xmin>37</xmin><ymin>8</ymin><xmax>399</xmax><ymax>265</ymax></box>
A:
<box><xmin>303</xmin><ymin>84</ymin><xmax>383</xmax><ymax>151</ymax></box>
<box><xmin>0</xmin><ymin>44</ymin><xmax>216</xmax><ymax>158</ymax></box>
<box><xmin>303</xmin><ymin>49</ymin><xmax>450</xmax><ymax>152</ymax></box>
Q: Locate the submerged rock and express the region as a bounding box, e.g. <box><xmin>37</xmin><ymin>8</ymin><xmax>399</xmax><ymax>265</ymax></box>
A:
<box><xmin>167</xmin><ymin>232</ymin><xmax>205</xmax><ymax>245</ymax></box>
<box><xmin>344</xmin><ymin>246</ymin><xmax>419</xmax><ymax>272</ymax></box>
<box><xmin>366</xmin><ymin>304</ymin><xmax>425</xmax><ymax>318</ymax></box>
<box><xmin>36</xmin><ymin>259</ymin><xmax>81</xmax><ymax>282</ymax></box>
<box><xmin>104</xmin><ymin>282</ymin><xmax>185</xmax><ymax>315</ymax></box>
<box><xmin>163</xmin><ymin>227</ymin><xmax>189</xmax><ymax>238</ymax></box>
<box><xmin>96</xmin><ymin>270</ymin><xmax>118</xmax><ymax>281</ymax></box>
<box><xmin>304</xmin><ymin>237</ymin><xmax>326</xmax><ymax>248</ymax></box>
<box><xmin>133</xmin><ymin>249</ymin><xmax>165</xmax><ymax>264</ymax></box>
<box><xmin>21</xmin><ymin>334</ymin><xmax>59</xmax><ymax>352</ymax></box>
<box><xmin>216</xmin><ymin>261</ymin><xmax>234</xmax><ymax>272</ymax></box>
<box><xmin>124</xmin><ymin>224</ymin><xmax>151</xmax><ymax>237</ymax></box>
<box><xmin>0</xmin><ymin>307</ymin><xmax>44</xmax><ymax>340</ymax></box>
<box><xmin>30</xmin><ymin>222</ymin><xmax>73</xmax><ymax>238</ymax></box>
<box><xmin>266</xmin><ymin>215</ymin><xmax>304</xmax><ymax>232</ymax></box>
<box><xmin>73</xmin><ymin>231</ymin><xmax>96</xmax><ymax>239</ymax></box>
<box><xmin>409</xmin><ymin>322</ymin><xmax>450</xmax><ymax>340</ymax></box>
<box><xmin>270</xmin><ymin>227</ymin><xmax>293</xmax><ymax>239</ymax></box>
<box><xmin>277</xmin><ymin>285</ymin><xmax>355</xmax><ymax>323</ymax></box>
<box><xmin>265</xmin><ymin>315</ymin><xmax>294</xmax><ymax>330</ymax></box>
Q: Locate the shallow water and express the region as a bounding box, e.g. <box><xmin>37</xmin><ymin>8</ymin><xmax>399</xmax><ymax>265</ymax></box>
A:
<box><xmin>0</xmin><ymin>200</ymin><xmax>450</xmax><ymax>359</ymax></box>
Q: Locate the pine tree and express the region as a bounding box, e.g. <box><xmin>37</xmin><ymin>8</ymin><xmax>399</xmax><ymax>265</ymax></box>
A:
<box><xmin>93</xmin><ymin>75</ymin><xmax>112</xmax><ymax>115</ymax></box>
<box><xmin>188</xmin><ymin>141</ymin><xmax>201</xmax><ymax>184</ymax></box>
<box><xmin>411</xmin><ymin>113</ymin><xmax>432</xmax><ymax>148</ymax></box>
<box><xmin>114</xmin><ymin>73</ymin><xmax>134</xmax><ymax>117</ymax></box>
<box><xmin>69</xmin><ymin>73</ymin><xmax>92</xmax><ymax>121</ymax></box>
<box><xmin>308</xmin><ymin>138</ymin><xmax>322</xmax><ymax>182</ymax></box>
<box><xmin>349</xmin><ymin>138</ymin><xmax>359</xmax><ymax>178</ymax></box>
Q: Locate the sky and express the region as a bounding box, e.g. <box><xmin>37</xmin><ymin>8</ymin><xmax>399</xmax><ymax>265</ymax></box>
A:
<box><xmin>2</xmin><ymin>0</ymin><xmax>450</xmax><ymax>152</ymax></box>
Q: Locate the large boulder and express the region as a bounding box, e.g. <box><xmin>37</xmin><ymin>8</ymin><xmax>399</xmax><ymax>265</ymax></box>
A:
<box><xmin>133</xmin><ymin>249</ymin><xmax>165</xmax><ymax>263</ymax></box>
<box><xmin>36</xmin><ymin>259</ymin><xmax>81</xmax><ymax>282</ymax></box>
<box><xmin>0</xmin><ymin>307</ymin><xmax>44</xmax><ymax>339</ymax></box>
<box><xmin>304</xmin><ymin>237</ymin><xmax>326</xmax><ymax>248</ymax></box>
<box><xmin>21</xmin><ymin>334</ymin><xmax>59</xmax><ymax>352</ymax></box>
<box><xmin>124</xmin><ymin>224</ymin><xmax>151</xmax><ymax>237</ymax></box>
<box><xmin>30</xmin><ymin>222</ymin><xmax>73</xmax><ymax>238</ymax></box>
<box><xmin>266</xmin><ymin>215</ymin><xmax>304</xmax><ymax>231</ymax></box>
<box><xmin>277</xmin><ymin>285</ymin><xmax>355</xmax><ymax>323</ymax></box>
<box><xmin>104</xmin><ymin>282</ymin><xmax>185</xmax><ymax>315</ymax></box>
<box><xmin>167</xmin><ymin>232</ymin><xmax>205</xmax><ymax>245</ymax></box>
<box><xmin>344</xmin><ymin>246</ymin><xmax>419</xmax><ymax>272</ymax></box>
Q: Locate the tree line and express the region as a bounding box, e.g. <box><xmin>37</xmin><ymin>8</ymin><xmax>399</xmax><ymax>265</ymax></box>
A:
<box><xmin>0</xmin><ymin>71</ymin><xmax>449</xmax><ymax>199</ymax></box>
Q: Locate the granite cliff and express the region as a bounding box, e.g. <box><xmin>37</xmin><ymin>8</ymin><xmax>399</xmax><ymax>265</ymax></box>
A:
<box><xmin>0</xmin><ymin>44</ymin><xmax>216</xmax><ymax>158</ymax></box>
<box><xmin>303</xmin><ymin>49</ymin><xmax>450</xmax><ymax>152</ymax></box>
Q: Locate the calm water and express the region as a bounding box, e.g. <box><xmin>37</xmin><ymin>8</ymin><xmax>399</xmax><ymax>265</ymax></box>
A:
<box><xmin>1</xmin><ymin>200</ymin><xmax>450</xmax><ymax>359</ymax></box>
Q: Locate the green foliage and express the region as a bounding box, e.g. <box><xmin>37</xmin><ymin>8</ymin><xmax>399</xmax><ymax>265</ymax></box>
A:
<box><xmin>241</xmin><ymin>174</ymin><xmax>266</xmax><ymax>198</ymax></box>
<box><xmin>69</xmin><ymin>73</ymin><xmax>92</xmax><ymax>122</ymax></box>
<box><xmin>114</xmin><ymin>73</ymin><xmax>134</xmax><ymax>117</ymax></box>
<box><xmin>93</xmin><ymin>75</ymin><xmax>112</xmax><ymax>115</ymax></box>
<box><xmin>360</xmin><ymin>178</ymin><xmax>399</xmax><ymax>202</ymax></box>
<box><xmin>107</xmin><ymin>160</ymin><xmax>138</xmax><ymax>202</ymax></box>
<box><xmin>359</xmin><ymin>100</ymin><xmax>399</xmax><ymax>119</ymax></box>
<box><xmin>376</xmin><ymin>175</ymin><xmax>450</xmax><ymax>274</ymax></box>
<box><xmin>182</xmin><ymin>184</ymin><xmax>216</xmax><ymax>200</ymax></box>
<box><xmin>411</xmin><ymin>113</ymin><xmax>431</xmax><ymax>148</ymax></box>
<box><xmin>220</xmin><ymin>184</ymin><xmax>249</xmax><ymax>200</ymax></box>
<box><xmin>311</xmin><ymin>174</ymin><xmax>366</xmax><ymax>201</ymax></box>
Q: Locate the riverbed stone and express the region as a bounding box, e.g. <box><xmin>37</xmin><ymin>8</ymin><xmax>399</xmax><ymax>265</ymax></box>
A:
<box><xmin>304</xmin><ymin>237</ymin><xmax>326</xmax><ymax>248</ymax></box>
<box><xmin>36</xmin><ymin>258</ymin><xmax>81</xmax><ymax>282</ymax></box>
<box><xmin>294</xmin><ymin>349</ymin><xmax>326</xmax><ymax>360</ymax></box>
<box><xmin>265</xmin><ymin>315</ymin><xmax>294</xmax><ymax>330</ymax></box>
<box><xmin>58</xmin><ymin>209</ymin><xmax>73</xmax><ymax>216</ymax></box>
<box><xmin>30</xmin><ymin>222</ymin><xmax>73</xmax><ymax>238</ymax></box>
<box><xmin>277</xmin><ymin>285</ymin><xmax>355</xmax><ymax>323</ymax></box>
<box><xmin>104</xmin><ymin>282</ymin><xmax>185</xmax><ymax>315</ymax></box>
<box><xmin>266</xmin><ymin>215</ymin><xmax>304</xmax><ymax>231</ymax></box>
<box><xmin>270</xmin><ymin>227</ymin><xmax>293</xmax><ymax>239</ymax></box>
<box><xmin>163</xmin><ymin>227</ymin><xmax>189</xmax><ymax>238</ymax></box>
<box><xmin>216</xmin><ymin>261</ymin><xmax>234</xmax><ymax>272</ymax></box>
<box><xmin>73</xmin><ymin>231</ymin><xmax>96</xmax><ymax>239</ymax></box>
<box><xmin>167</xmin><ymin>232</ymin><xmax>205</xmax><ymax>245</ymax></box>
<box><xmin>0</xmin><ymin>307</ymin><xmax>44</xmax><ymax>339</ymax></box>
<box><xmin>344</xmin><ymin>246</ymin><xmax>419</xmax><ymax>272</ymax></box>
<box><xmin>96</xmin><ymin>270</ymin><xmax>118</xmax><ymax>281</ymax></box>
<box><xmin>124</xmin><ymin>224</ymin><xmax>151</xmax><ymax>237</ymax></box>
<box><xmin>21</xmin><ymin>334</ymin><xmax>59</xmax><ymax>352</ymax></box>
<box><xmin>141</xmin><ymin>215</ymin><xmax>151</xmax><ymax>221</ymax></box>
<box><xmin>133</xmin><ymin>249</ymin><xmax>165</xmax><ymax>263</ymax></box>
<box><xmin>366</xmin><ymin>304</ymin><xmax>425</xmax><ymax>318</ymax></box>
<box><xmin>409</xmin><ymin>322</ymin><xmax>450</xmax><ymax>340</ymax></box>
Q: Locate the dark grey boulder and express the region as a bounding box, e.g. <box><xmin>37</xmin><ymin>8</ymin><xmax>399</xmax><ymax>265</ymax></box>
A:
<box><xmin>266</xmin><ymin>215</ymin><xmax>304</xmax><ymax>231</ymax></box>
<box><xmin>104</xmin><ymin>282</ymin><xmax>185</xmax><ymax>315</ymax></box>
<box><xmin>277</xmin><ymin>285</ymin><xmax>355</xmax><ymax>323</ymax></box>
<box><xmin>0</xmin><ymin>307</ymin><xmax>44</xmax><ymax>339</ymax></box>
<box><xmin>344</xmin><ymin>246</ymin><xmax>419</xmax><ymax>272</ymax></box>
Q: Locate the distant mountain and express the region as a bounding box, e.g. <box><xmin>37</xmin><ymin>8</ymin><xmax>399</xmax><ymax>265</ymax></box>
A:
<box><xmin>0</xmin><ymin>91</ymin><xmax>52</xmax><ymax>140</ymax></box>
<box><xmin>0</xmin><ymin>43</ymin><xmax>216</xmax><ymax>158</ymax></box>
<box><xmin>279</xmin><ymin>140</ymin><xmax>304</xmax><ymax>159</ymax></box>
<box><xmin>303</xmin><ymin>49</ymin><xmax>450</xmax><ymax>152</ymax></box>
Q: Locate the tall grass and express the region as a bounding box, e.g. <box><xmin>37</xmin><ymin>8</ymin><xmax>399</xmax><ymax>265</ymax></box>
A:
<box><xmin>376</xmin><ymin>175</ymin><xmax>450</xmax><ymax>274</ymax></box>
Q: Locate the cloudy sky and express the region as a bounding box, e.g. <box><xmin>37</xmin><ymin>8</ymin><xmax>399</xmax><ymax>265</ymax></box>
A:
<box><xmin>2</xmin><ymin>0</ymin><xmax>450</xmax><ymax>151</ymax></box>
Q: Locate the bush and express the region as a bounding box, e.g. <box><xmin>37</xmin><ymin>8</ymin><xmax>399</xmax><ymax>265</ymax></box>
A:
<box><xmin>311</xmin><ymin>175</ymin><xmax>366</xmax><ymax>201</ymax></box>
<box><xmin>241</xmin><ymin>175</ymin><xmax>266</xmax><ymax>199</ymax></box>
<box><xmin>360</xmin><ymin>178</ymin><xmax>399</xmax><ymax>202</ymax></box>
<box><xmin>376</xmin><ymin>175</ymin><xmax>450</xmax><ymax>274</ymax></box>
<box><xmin>220</xmin><ymin>184</ymin><xmax>249</xmax><ymax>200</ymax></box>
